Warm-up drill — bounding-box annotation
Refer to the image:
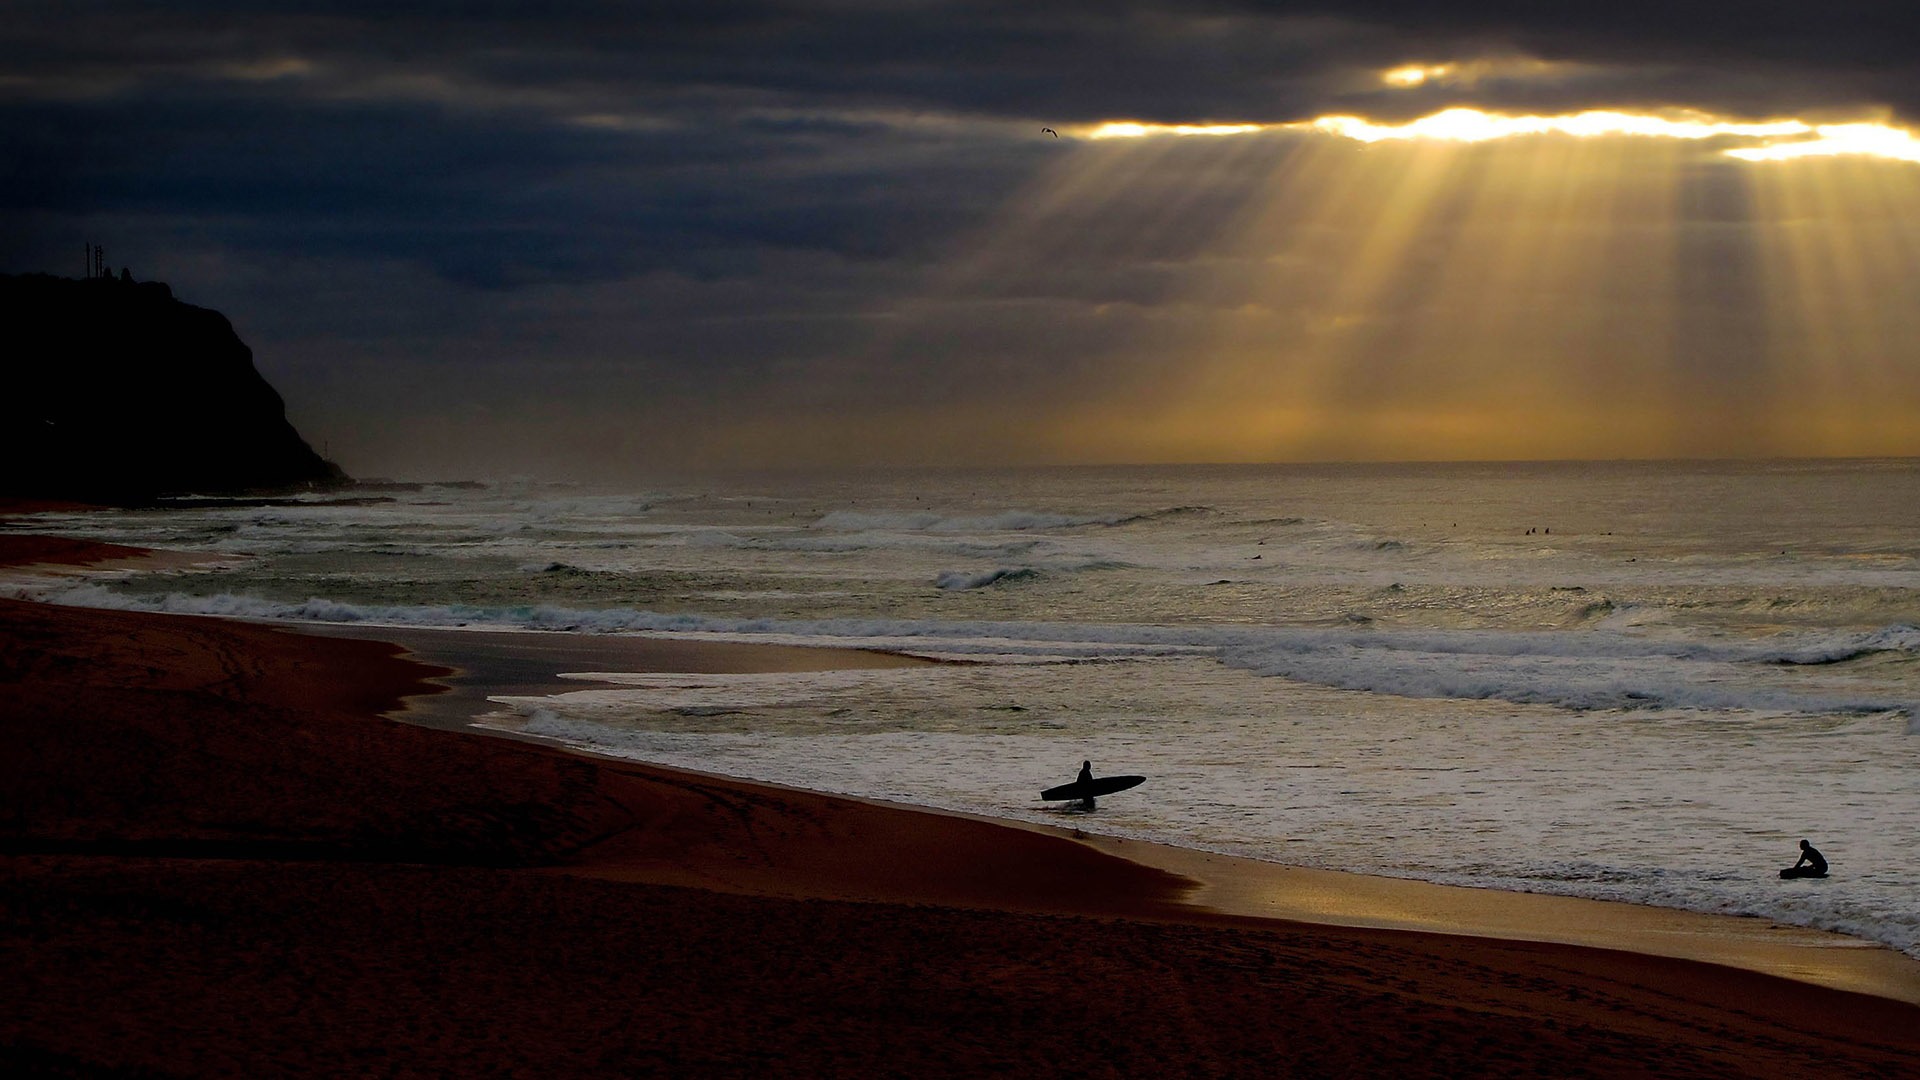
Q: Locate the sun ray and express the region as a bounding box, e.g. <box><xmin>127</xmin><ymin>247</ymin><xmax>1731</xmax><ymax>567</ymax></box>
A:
<box><xmin>843</xmin><ymin>97</ymin><xmax>1920</xmax><ymax>465</ymax></box>
<box><xmin>1748</xmin><ymin>155</ymin><xmax>1920</xmax><ymax>454</ymax></box>
<box><xmin>1167</xmin><ymin>137</ymin><xmax>1488</xmax><ymax>458</ymax></box>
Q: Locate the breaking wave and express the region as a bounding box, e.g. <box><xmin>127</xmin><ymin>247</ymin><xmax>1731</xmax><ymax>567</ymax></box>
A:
<box><xmin>813</xmin><ymin>505</ymin><xmax>1212</xmax><ymax>533</ymax></box>
<box><xmin>934</xmin><ymin>567</ymin><xmax>1040</xmax><ymax>591</ymax></box>
<box><xmin>37</xmin><ymin>582</ymin><xmax>1917</xmax><ymax>720</ymax></box>
<box><xmin>1103</xmin><ymin>505</ymin><xmax>1217</xmax><ymax>526</ymax></box>
<box><xmin>1763</xmin><ymin>623</ymin><xmax>1920</xmax><ymax>665</ymax></box>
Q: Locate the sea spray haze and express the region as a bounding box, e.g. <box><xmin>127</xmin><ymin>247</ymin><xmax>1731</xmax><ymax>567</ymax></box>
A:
<box><xmin>17</xmin><ymin>460</ymin><xmax>1920</xmax><ymax>955</ymax></box>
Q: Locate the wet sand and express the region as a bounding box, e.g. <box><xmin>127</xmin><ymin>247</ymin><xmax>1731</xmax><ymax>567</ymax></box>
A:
<box><xmin>4</xmin><ymin>543</ymin><xmax>1920</xmax><ymax>1075</ymax></box>
<box><xmin>0</xmin><ymin>531</ymin><xmax>235</xmax><ymax>579</ymax></box>
<box><xmin>297</xmin><ymin>621</ymin><xmax>942</xmax><ymax>731</ymax></box>
<box><xmin>0</xmin><ymin>532</ymin><xmax>162</xmax><ymax>572</ymax></box>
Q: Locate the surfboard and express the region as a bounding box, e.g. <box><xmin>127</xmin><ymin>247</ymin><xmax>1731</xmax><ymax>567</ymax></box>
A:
<box><xmin>1779</xmin><ymin>866</ymin><xmax>1829</xmax><ymax>879</ymax></box>
<box><xmin>1040</xmin><ymin>775</ymin><xmax>1145</xmax><ymax>801</ymax></box>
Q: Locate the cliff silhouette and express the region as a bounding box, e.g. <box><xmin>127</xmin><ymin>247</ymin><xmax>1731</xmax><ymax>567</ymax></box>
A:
<box><xmin>1</xmin><ymin>273</ymin><xmax>347</xmax><ymax>500</ymax></box>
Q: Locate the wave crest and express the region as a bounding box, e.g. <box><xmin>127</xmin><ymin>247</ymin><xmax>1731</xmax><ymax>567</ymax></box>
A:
<box><xmin>935</xmin><ymin>567</ymin><xmax>1040</xmax><ymax>591</ymax></box>
<box><xmin>36</xmin><ymin>583</ymin><xmax>1916</xmax><ymax>720</ymax></box>
<box><xmin>814</xmin><ymin>505</ymin><xmax>1213</xmax><ymax>533</ymax></box>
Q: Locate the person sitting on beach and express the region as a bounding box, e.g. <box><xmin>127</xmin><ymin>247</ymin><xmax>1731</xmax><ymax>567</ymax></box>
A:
<box><xmin>1791</xmin><ymin>839</ymin><xmax>1828</xmax><ymax>876</ymax></box>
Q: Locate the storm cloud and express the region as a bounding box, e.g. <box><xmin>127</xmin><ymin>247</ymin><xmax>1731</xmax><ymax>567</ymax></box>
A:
<box><xmin>4</xmin><ymin>2</ymin><xmax>1917</xmax><ymax>476</ymax></box>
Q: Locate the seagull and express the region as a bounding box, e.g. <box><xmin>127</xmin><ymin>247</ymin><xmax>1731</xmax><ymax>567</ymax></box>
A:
<box><xmin>1041</xmin><ymin>127</ymin><xmax>1058</xmax><ymax>137</ymax></box>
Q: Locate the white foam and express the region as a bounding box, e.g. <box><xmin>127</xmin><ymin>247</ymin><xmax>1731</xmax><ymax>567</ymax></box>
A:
<box><xmin>39</xmin><ymin>582</ymin><xmax>1918</xmax><ymax>720</ymax></box>
<box><xmin>934</xmin><ymin>567</ymin><xmax>1039</xmax><ymax>590</ymax></box>
<box><xmin>815</xmin><ymin>509</ymin><xmax>1119</xmax><ymax>532</ymax></box>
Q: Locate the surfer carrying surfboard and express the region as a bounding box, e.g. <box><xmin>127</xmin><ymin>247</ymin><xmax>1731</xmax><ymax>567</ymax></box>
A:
<box><xmin>1040</xmin><ymin>761</ymin><xmax>1145</xmax><ymax>811</ymax></box>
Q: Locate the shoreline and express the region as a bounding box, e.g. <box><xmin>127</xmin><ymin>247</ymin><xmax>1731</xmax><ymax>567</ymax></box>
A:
<box><xmin>7</xmin><ymin>540</ymin><xmax>1920</xmax><ymax>1073</ymax></box>
<box><xmin>521</xmin><ymin>741</ymin><xmax>1920</xmax><ymax>1006</ymax></box>
<box><xmin>293</xmin><ymin>620</ymin><xmax>944</xmax><ymax>732</ymax></box>
<box><xmin>313</xmin><ymin>615</ymin><xmax>1920</xmax><ymax>1005</ymax></box>
<box><xmin>15</xmin><ymin>530</ymin><xmax>1920</xmax><ymax>999</ymax></box>
<box><xmin>10</xmin><ymin>535</ymin><xmax>1920</xmax><ymax>1001</ymax></box>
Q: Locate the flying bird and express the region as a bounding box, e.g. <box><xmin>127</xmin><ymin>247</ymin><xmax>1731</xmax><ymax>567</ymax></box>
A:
<box><xmin>1042</xmin><ymin>127</ymin><xmax>1057</xmax><ymax>137</ymax></box>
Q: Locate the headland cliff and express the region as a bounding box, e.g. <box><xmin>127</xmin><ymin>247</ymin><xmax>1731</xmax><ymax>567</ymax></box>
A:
<box><xmin>1</xmin><ymin>273</ymin><xmax>345</xmax><ymax>500</ymax></box>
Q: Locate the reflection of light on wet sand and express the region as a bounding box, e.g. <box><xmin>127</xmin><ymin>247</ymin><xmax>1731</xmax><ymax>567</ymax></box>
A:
<box><xmin>1060</xmin><ymin>830</ymin><xmax>1920</xmax><ymax>1006</ymax></box>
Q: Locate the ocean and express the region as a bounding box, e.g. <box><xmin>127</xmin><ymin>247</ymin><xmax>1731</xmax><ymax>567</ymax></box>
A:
<box><xmin>15</xmin><ymin>459</ymin><xmax>1920</xmax><ymax>956</ymax></box>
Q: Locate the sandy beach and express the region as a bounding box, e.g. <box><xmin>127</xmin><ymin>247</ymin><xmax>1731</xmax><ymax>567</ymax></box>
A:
<box><xmin>5</xmin><ymin>539</ymin><xmax>1920</xmax><ymax>1076</ymax></box>
<box><xmin>314</xmin><ymin>621</ymin><xmax>1920</xmax><ymax>1003</ymax></box>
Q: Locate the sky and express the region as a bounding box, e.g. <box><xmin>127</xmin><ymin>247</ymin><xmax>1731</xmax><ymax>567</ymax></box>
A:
<box><xmin>5</xmin><ymin>2</ymin><xmax>1920</xmax><ymax>480</ymax></box>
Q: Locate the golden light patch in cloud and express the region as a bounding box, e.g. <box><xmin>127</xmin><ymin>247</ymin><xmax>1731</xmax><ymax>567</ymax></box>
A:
<box><xmin>1310</xmin><ymin>108</ymin><xmax>1811</xmax><ymax>145</ymax></box>
<box><xmin>1382</xmin><ymin>63</ymin><xmax>1456</xmax><ymax>88</ymax></box>
<box><xmin>1085</xmin><ymin>121</ymin><xmax>1268</xmax><ymax>140</ymax></box>
<box><xmin>215</xmin><ymin>57</ymin><xmax>317</xmax><ymax>81</ymax></box>
<box><xmin>1726</xmin><ymin>122</ymin><xmax>1920</xmax><ymax>163</ymax></box>
<box><xmin>1086</xmin><ymin>106</ymin><xmax>1920</xmax><ymax>167</ymax></box>
<box><xmin>1378</xmin><ymin>57</ymin><xmax>1574</xmax><ymax>90</ymax></box>
<box><xmin>568</xmin><ymin>112</ymin><xmax>679</xmax><ymax>132</ymax></box>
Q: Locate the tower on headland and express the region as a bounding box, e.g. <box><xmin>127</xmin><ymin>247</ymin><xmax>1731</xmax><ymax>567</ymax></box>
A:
<box><xmin>83</xmin><ymin>242</ymin><xmax>138</xmax><ymax>284</ymax></box>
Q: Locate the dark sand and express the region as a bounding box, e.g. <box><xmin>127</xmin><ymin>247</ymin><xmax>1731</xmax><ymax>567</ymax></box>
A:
<box><xmin>4</xmin><ymin>541</ymin><xmax>1920</xmax><ymax>1076</ymax></box>
<box><xmin>0</xmin><ymin>531</ymin><xmax>233</xmax><ymax>578</ymax></box>
<box><xmin>0</xmin><ymin>532</ymin><xmax>155</xmax><ymax>569</ymax></box>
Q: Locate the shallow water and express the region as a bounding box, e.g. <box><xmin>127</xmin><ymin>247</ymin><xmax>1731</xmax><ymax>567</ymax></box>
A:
<box><xmin>16</xmin><ymin>460</ymin><xmax>1920</xmax><ymax>955</ymax></box>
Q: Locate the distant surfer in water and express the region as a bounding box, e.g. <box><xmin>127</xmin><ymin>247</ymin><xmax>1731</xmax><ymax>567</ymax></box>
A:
<box><xmin>1781</xmin><ymin>839</ymin><xmax>1829</xmax><ymax>879</ymax></box>
<box><xmin>1077</xmin><ymin>760</ymin><xmax>1094</xmax><ymax>810</ymax></box>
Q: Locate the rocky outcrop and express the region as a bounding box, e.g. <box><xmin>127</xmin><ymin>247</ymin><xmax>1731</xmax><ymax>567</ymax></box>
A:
<box><xmin>1</xmin><ymin>273</ymin><xmax>346</xmax><ymax>500</ymax></box>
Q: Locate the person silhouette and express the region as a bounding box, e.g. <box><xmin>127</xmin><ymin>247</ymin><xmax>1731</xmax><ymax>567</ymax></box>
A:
<box><xmin>1077</xmin><ymin>760</ymin><xmax>1095</xmax><ymax>810</ymax></box>
<box><xmin>1782</xmin><ymin>839</ymin><xmax>1828</xmax><ymax>878</ymax></box>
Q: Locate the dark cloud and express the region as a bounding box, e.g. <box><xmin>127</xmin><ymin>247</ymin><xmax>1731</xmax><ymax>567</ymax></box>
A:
<box><xmin>13</xmin><ymin>3</ymin><xmax>1908</xmax><ymax>123</ymax></box>
<box><xmin>4</xmin><ymin>3</ymin><xmax>1917</xmax><ymax>474</ymax></box>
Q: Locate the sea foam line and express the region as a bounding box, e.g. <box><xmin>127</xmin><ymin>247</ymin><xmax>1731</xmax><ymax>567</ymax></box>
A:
<box><xmin>33</xmin><ymin>582</ymin><xmax>1918</xmax><ymax>721</ymax></box>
